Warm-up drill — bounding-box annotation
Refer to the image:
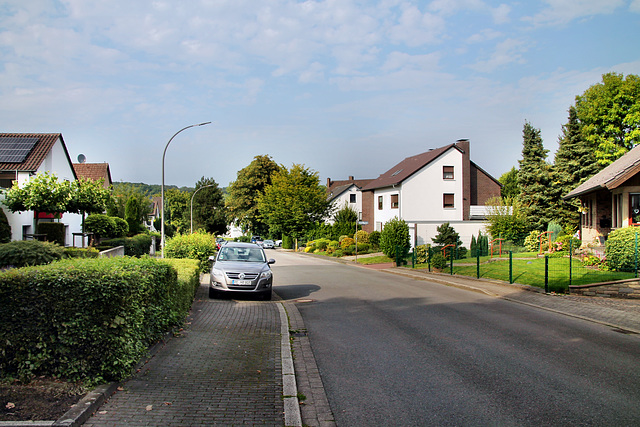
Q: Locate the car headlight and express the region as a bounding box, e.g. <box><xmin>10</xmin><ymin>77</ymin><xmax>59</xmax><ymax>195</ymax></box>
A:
<box><xmin>211</xmin><ymin>268</ymin><xmax>225</xmax><ymax>280</ymax></box>
<box><xmin>260</xmin><ymin>270</ymin><xmax>272</xmax><ymax>279</ymax></box>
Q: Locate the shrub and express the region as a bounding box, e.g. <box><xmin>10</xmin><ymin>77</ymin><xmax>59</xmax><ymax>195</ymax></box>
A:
<box><xmin>354</xmin><ymin>230</ymin><xmax>369</xmax><ymax>244</ymax></box>
<box><xmin>333</xmin><ymin>249</ymin><xmax>344</xmax><ymax>257</ymax></box>
<box><xmin>0</xmin><ymin>240</ymin><xmax>65</xmax><ymax>268</ymax></box>
<box><xmin>431</xmin><ymin>252</ymin><xmax>448</xmax><ymax>269</ymax></box>
<box><xmin>0</xmin><ymin>208</ymin><xmax>11</xmax><ymax>243</ymax></box>
<box><xmin>315</xmin><ymin>238</ymin><xmax>332</xmax><ymax>251</ymax></box>
<box><xmin>524</xmin><ymin>230</ymin><xmax>544</xmax><ymax>252</ymax></box>
<box><xmin>63</xmin><ymin>247</ymin><xmax>99</xmax><ymax>259</ymax></box>
<box><xmin>342</xmin><ymin>245</ymin><xmax>355</xmax><ymax>256</ymax></box>
<box><xmin>379</xmin><ymin>217</ymin><xmax>410</xmax><ymax>261</ymax></box>
<box><xmin>37</xmin><ymin>222</ymin><xmax>65</xmax><ymax>246</ymax></box>
<box><xmin>102</xmin><ymin>234</ymin><xmax>152</xmax><ymax>257</ymax></box>
<box><xmin>341</xmin><ymin>237</ymin><xmax>355</xmax><ymax>249</ymax></box>
<box><xmin>338</xmin><ymin>235</ymin><xmax>350</xmax><ymax>243</ymax></box>
<box><xmin>112</xmin><ymin>217</ymin><xmax>129</xmax><ymax>237</ymax></box>
<box><xmin>415</xmin><ymin>244</ymin><xmax>428</xmax><ymax>264</ymax></box>
<box><xmin>356</xmin><ymin>242</ymin><xmax>370</xmax><ymax>253</ymax></box>
<box><xmin>606</xmin><ymin>227</ymin><xmax>639</xmax><ymax>271</ymax></box>
<box><xmin>283</xmin><ymin>235</ymin><xmax>293</xmax><ymax>249</ymax></box>
<box><xmin>369</xmin><ymin>231</ymin><xmax>381</xmax><ymax>249</ymax></box>
<box><xmin>326</xmin><ymin>240</ymin><xmax>340</xmax><ymax>254</ymax></box>
<box><xmin>164</xmin><ymin>232</ymin><xmax>217</xmax><ymax>273</ymax></box>
<box><xmin>554</xmin><ymin>234</ymin><xmax>580</xmax><ymax>253</ymax></box>
<box><xmin>0</xmin><ymin>257</ymin><xmax>198</xmax><ymax>384</ymax></box>
<box><xmin>85</xmin><ymin>214</ymin><xmax>116</xmax><ymax>241</ymax></box>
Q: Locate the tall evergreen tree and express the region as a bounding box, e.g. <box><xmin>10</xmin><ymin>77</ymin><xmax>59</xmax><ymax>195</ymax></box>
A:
<box><xmin>192</xmin><ymin>177</ymin><xmax>227</xmax><ymax>235</ymax></box>
<box><xmin>551</xmin><ymin>106</ymin><xmax>600</xmax><ymax>230</ymax></box>
<box><xmin>518</xmin><ymin>122</ymin><xmax>552</xmax><ymax>232</ymax></box>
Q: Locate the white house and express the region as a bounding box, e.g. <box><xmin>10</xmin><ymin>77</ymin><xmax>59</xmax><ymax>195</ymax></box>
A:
<box><xmin>361</xmin><ymin>139</ymin><xmax>501</xmax><ymax>248</ymax></box>
<box><xmin>0</xmin><ymin>133</ymin><xmax>84</xmax><ymax>245</ymax></box>
<box><xmin>325</xmin><ymin>176</ymin><xmax>373</xmax><ymax>224</ymax></box>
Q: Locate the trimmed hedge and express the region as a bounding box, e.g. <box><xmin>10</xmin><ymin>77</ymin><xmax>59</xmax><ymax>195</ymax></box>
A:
<box><xmin>0</xmin><ymin>256</ymin><xmax>199</xmax><ymax>384</ymax></box>
<box><xmin>164</xmin><ymin>233</ymin><xmax>217</xmax><ymax>273</ymax></box>
<box><xmin>101</xmin><ymin>234</ymin><xmax>152</xmax><ymax>257</ymax></box>
<box><xmin>606</xmin><ymin>227</ymin><xmax>639</xmax><ymax>271</ymax></box>
<box><xmin>37</xmin><ymin>222</ymin><xmax>65</xmax><ymax>246</ymax></box>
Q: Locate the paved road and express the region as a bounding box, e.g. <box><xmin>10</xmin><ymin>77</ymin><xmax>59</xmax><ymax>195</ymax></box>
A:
<box><xmin>271</xmin><ymin>250</ymin><xmax>640</xmax><ymax>426</ymax></box>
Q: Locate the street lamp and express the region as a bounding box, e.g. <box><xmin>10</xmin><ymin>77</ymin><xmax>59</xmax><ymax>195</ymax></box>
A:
<box><xmin>190</xmin><ymin>183</ymin><xmax>217</xmax><ymax>234</ymax></box>
<box><xmin>161</xmin><ymin>122</ymin><xmax>211</xmax><ymax>258</ymax></box>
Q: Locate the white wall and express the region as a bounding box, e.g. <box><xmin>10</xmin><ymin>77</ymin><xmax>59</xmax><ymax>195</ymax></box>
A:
<box><xmin>373</xmin><ymin>186</ymin><xmax>402</xmax><ymax>230</ymax></box>
<box><xmin>412</xmin><ymin>220</ymin><xmax>489</xmax><ymax>249</ymax></box>
<box><xmin>2</xmin><ymin>138</ymin><xmax>83</xmax><ymax>245</ymax></box>
<box><xmin>402</xmin><ymin>148</ymin><xmax>463</xmax><ymax>222</ymax></box>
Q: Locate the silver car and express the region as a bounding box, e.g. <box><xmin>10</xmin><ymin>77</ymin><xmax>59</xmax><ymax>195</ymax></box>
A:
<box><xmin>262</xmin><ymin>239</ymin><xmax>275</xmax><ymax>249</ymax></box>
<box><xmin>209</xmin><ymin>242</ymin><xmax>275</xmax><ymax>300</ymax></box>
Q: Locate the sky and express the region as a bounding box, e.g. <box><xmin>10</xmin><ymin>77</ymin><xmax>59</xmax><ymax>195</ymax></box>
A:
<box><xmin>1</xmin><ymin>0</ymin><xmax>639</xmax><ymax>189</ymax></box>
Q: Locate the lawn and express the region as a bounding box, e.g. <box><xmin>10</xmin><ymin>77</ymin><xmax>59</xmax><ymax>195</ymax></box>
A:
<box><xmin>413</xmin><ymin>253</ymin><xmax>636</xmax><ymax>292</ymax></box>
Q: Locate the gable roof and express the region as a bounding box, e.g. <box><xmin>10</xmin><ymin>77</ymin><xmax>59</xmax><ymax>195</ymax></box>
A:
<box><xmin>564</xmin><ymin>144</ymin><xmax>640</xmax><ymax>199</ymax></box>
<box><xmin>0</xmin><ymin>133</ymin><xmax>76</xmax><ymax>177</ymax></box>
<box><xmin>362</xmin><ymin>143</ymin><xmax>458</xmax><ymax>191</ymax></box>
<box><xmin>73</xmin><ymin>163</ymin><xmax>112</xmax><ymax>187</ymax></box>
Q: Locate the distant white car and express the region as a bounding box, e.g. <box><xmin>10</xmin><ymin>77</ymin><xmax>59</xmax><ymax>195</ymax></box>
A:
<box><xmin>262</xmin><ymin>239</ymin><xmax>275</xmax><ymax>249</ymax></box>
<box><xmin>275</xmin><ymin>240</ymin><xmax>282</xmax><ymax>247</ymax></box>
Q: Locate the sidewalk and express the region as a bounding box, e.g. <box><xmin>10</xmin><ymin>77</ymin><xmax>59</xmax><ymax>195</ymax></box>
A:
<box><xmin>81</xmin><ymin>280</ymin><xmax>294</xmax><ymax>427</ymax></box>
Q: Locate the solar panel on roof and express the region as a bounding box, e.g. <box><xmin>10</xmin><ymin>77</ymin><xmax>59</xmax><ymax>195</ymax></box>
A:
<box><xmin>0</xmin><ymin>137</ymin><xmax>40</xmax><ymax>163</ymax></box>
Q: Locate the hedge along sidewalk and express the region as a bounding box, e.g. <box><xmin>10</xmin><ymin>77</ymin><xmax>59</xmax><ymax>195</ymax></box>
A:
<box><xmin>0</xmin><ymin>256</ymin><xmax>200</xmax><ymax>385</ymax></box>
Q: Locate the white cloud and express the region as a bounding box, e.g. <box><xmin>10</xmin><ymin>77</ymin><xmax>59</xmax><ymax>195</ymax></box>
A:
<box><xmin>470</xmin><ymin>38</ymin><xmax>528</xmax><ymax>73</ymax></box>
<box><xmin>466</xmin><ymin>28</ymin><xmax>503</xmax><ymax>44</ymax></box>
<box><xmin>527</xmin><ymin>0</ymin><xmax>626</xmax><ymax>26</ymax></box>
<box><xmin>387</xmin><ymin>5</ymin><xmax>445</xmax><ymax>46</ymax></box>
<box><xmin>491</xmin><ymin>4</ymin><xmax>511</xmax><ymax>24</ymax></box>
<box><xmin>631</xmin><ymin>0</ymin><xmax>640</xmax><ymax>12</ymax></box>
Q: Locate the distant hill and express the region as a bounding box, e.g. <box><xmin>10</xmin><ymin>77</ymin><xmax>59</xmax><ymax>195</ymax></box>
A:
<box><xmin>113</xmin><ymin>182</ymin><xmax>226</xmax><ymax>196</ymax></box>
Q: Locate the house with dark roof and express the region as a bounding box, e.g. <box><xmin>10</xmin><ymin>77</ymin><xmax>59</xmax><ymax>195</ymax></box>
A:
<box><xmin>360</xmin><ymin>139</ymin><xmax>501</xmax><ymax>247</ymax></box>
<box><xmin>325</xmin><ymin>176</ymin><xmax>374</xmax><ymax>223</ymax></box>
<box><xmin>564</xmin><ymin>144</ymin><xmax>640</xmax><ymax>245</ymax></box>
<box><xmin>0</xmin><ymin>133</ymin><xmax>83</xmax><ymax>243</ymax></box>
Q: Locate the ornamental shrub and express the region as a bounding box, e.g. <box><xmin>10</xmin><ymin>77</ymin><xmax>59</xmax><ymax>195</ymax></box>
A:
<box><xmin>338</xmin><ymin>235</ymin><xmax>350</xmax><ymax>243</ymax></box>
<box><xmin>524</xmin><ymin>230</ymin><xmax>544</xmax><ymax>252</ymax></box>
<box><xmin>354</xmin><ymin>230</ymin><xmax>369</xmax><ymax>244</ymax></box>
<box><xmin>368</xmin><ymin>230</ymin><xmax>381</xmax><ymax>249</ymax></box>
<box><xmin>605</xmin><ymin>227</ymin><xmax>639</xmax><ymax>271</ymax></box>
<box><xmin>315</xmin><ymin>238</ymin><xmax>332</xmax><ymax>251</ymax></box>
<box><xmin>0</xmin><ymin>208</ymin><xmax>11</xmax><ymax>243</ymax></box>
<box><xmin>379</xmin><ymin>217</ymin><xmax>410</xmax><ymax>261</ymax></box>
<box><xmin>341</xmin><ymin>237</ymin><xmax>355</xmax><ymax>249</ymax></box>
<box><xmin>164</xmin><ymin>232</ymin><xmax>217</xmax><ymax>273</ymax></box>
<box><xmin>415</xmin><ymin>244</ymin><xmax>428</xmax><ymax>264</ymax></box>
<box><xmin>283</xmin><ymin>235</ymin><xmax>293</xmax><ymax>249</ymax></box>
<box><xmin>0</xmin><ymin>240</ymin><xmax>65</xmax><ymax>268</ymax></box>
<box><xmin>63</xmin><ymin>247</ymin><xmax>99</xmax><ymax>259</ymax></box>
<box><xmin>326</xmin><ymin>240</ymin><xmax>340</xmax><ymax>254</ymax></box>
<box><xmin>85</xmin><ymin>214</ymin><xmax>116</xmax><ymax>241</ymax></box>
<box><xmin>101</xmin><ymin>234</ymin><xmax>152</xmax><ymax>258</ymax></box>
<box><xmin>112</xmin><ymin>217</ymin><xmax>129</xmax><ymax>237</ymax></box>
<box><xmin>431</xmin><ymin>252</ymin><xmax>448</xmax><ymax>269</ymax></box>
<box><xmin>356</xmin><ymin>242</ymin><xmax>370</xmax><ymax>253</ymax></box>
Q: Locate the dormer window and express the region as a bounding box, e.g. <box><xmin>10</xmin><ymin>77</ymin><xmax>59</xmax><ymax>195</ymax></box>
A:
<box><xmin>443</xmin><ymin>166</ymin><xmax>454</xmax><ymax>180</ymax></box>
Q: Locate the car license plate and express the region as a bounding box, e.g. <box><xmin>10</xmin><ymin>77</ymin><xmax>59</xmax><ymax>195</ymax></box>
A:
<box><xmin>232</xmin><ymin>280</ymin><xmax>252</xmax><ymax>285</ymax></box>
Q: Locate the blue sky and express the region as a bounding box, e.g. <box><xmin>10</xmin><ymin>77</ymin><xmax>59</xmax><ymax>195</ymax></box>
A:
<box><xmin>1</xmin><ymin>0</ymin><xmax>639</xmax><ymax>188</ymax></box>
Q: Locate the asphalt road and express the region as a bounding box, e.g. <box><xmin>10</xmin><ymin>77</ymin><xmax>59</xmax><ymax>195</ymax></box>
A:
<box><xmin>270</xmin><ymin>250</ymin><xmax>640</xmax><ymax>426</ymax></box>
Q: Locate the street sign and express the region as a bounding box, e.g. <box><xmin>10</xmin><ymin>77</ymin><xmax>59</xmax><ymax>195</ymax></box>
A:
<box><xmin>358</xmin><ymin>221</ymin><xmax>368</xmax><ymax>225</ymax></box>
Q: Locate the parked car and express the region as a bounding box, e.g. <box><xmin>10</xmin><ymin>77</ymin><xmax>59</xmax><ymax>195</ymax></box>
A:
<box><xmin>208</xmin><ymin>242</ymin><xmax>275</xmax><ymax>300</ymax></box>
<box><xmin>275</xmin><ymin>240</ymin><xmax>282</xmax><ymax>247</ymax></box>
<box><xmin>216</xmin><ymin>238</ymin><xmax>225</xmax><ymax>250</ymax></box>
<box><xmin>262</xmin><ymin>239</ymin><xmax>275</xmax><ymax>249</ymax></box>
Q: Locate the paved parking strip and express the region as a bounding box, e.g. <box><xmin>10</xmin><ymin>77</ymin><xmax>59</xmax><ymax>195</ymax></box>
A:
<box><xmin>84</xmin><ymin>284</ymin><xmax>284</xmax><ymax>427</ymax></box>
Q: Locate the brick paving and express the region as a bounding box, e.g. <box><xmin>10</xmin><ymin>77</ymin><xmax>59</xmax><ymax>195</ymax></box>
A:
<box><xmin>84</xmin><ymin>284</ymin><xmax>284</xmax><ymax>426</ymax></box>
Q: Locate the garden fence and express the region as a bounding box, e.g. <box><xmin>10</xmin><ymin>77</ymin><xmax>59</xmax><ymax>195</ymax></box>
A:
<box><xmin>397</xmin><ymin>240</ymin><xmax>638</xmax><ymax>293</ymax></box>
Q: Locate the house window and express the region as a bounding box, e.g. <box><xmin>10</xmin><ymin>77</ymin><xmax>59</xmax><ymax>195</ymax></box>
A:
<box><xmin>443</xmin><ymin>166</ymin><xmax>454</xmax><ymax>180</ymax></box>
<box><xmin>614</xmin><ymin>193</ymin><xmax>623</xmax><ymax>228</ymax></box>
<box><xmin>0</xmin><ymin>172</ymin><xmax>16</xmax><ymax>189</ymax></box>
<box><xmin>443</xmin><ymin>193</ymin><xmax>455</xmax><ymax>208</ymax></box>
<box><xmin>391</xmin><ymin>194</ymin><xmax>399</xmax><ymax>209</ymax></box>
<box><xmin>630</xmin><ymin>194</ymin><xmax>640</xmax><ymax>225</ymax></box>
<box><xmin>350</xmin><ymin>194</ymin><xmax>356</xmax><ymax>203</ymax></box>
<box><xmin>378</xmin><ymin>196</ymin><xmax>383</xmax><ymax>210</ymax></box>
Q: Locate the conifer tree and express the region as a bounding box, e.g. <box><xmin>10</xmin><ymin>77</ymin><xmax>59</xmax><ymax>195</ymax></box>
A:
<box><xmin>551</xmin><ymin>106</ymin><xmax>600</xmax><ymax>230</ymax></box>
<box><xmin>518</xmin><ymin>122</ymin><xmax>552</xmax><ymax>232</ymax></box>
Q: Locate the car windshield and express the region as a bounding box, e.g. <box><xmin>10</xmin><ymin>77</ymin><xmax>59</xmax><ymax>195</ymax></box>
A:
<box><xmin>218</xmin><ymin>246</ymin><xmax>266</xmax><ymax>262</ymax></box>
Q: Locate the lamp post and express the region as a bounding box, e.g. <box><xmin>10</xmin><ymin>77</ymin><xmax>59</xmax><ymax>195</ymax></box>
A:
<box><xmin>161</xmin><ymin>122</ymin><xmax>211</xmax><ymax>258</ymax></box>
<box><xmin>190</xmin><ymin>183</ymin><xmax>216</xmax><ymax>234</ymax></box>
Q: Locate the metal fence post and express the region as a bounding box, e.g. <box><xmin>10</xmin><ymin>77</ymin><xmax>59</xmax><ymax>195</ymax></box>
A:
<box><xmin>428</xmin><ymin>246</ymin><xmax>431</xmax><ymax>272</ymax></box>
<box><xmin>569</xmin><ymin>240</ymin><xmax>572</xmax><ymax>287</ymax></box>
<box><xmin>544</xmin><ymin>255</ymin><xmax>549</xmax><ymax>293</ymax></box>
<box><xmin>636</xmin><ymin>233</ymin><xmax>638</xmax><ymax>278</ymax></box>
<box><xmin>450</xmin><ymin>244</ymin><xmax>454</xmax><ymax>275</ymax></box>
<box><xmin>476</xmin><ymin>249</ymin><xmax>480</xmax><ymax>279</ymax></box>
<box><xmin>509</xmin><ymin>250</ymin><xmax>513</xmax><ymax>284</ymax></box>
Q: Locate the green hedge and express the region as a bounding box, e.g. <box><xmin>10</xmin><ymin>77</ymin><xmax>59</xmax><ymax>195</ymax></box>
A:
<box><xmin>164</xmin><ymin>233</ymin><xmax>217</xmax><ymax>273</ymax></box>
<box><xmin>606</xmin><ymin>227</ymin><xmax>639</xmax><ymax>271</ymax></box>
<box><xmin>100</xmin><ymin>234</ymin><xmax>152</xmax><ymax>257</ymax></box>
<box><xmin>37</xmin><ymin>222</ymin><xmax>65</xmax><ymax>246</ymax></box>
<box><xmin>0</xmin><ymin>256</ymin><xmax>199</xmax><ymax>384</ymax></box>
<box><xmin>0</xmin><ymin>240</ymin><xmax>65</xmax><ymax>268</ymax></box>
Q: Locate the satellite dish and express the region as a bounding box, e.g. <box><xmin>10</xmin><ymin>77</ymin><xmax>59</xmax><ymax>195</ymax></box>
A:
<box><xmin>77</xmin><ymin>154</ymin><xmax>86</xmax><ymax>164</ymax></box>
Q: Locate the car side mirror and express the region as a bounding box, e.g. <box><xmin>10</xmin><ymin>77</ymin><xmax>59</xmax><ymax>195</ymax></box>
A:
<box><xmin>268</xmin><ymin>259</ymin><xmax>276</xmax><ymax>265</ymax></box>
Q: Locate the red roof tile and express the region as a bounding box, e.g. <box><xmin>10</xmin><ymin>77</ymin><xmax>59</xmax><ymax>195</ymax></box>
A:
<box><xmin>72</xmin><ymin>163</ymin><xmax>112</xmax><ymax>187</ymax></box>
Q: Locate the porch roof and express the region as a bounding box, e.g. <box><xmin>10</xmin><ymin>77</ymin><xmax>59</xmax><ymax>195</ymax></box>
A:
<box><xmin>564</xmin><ymin>144</ymin><xmax>640</xmax><ymax>199</ymax></box>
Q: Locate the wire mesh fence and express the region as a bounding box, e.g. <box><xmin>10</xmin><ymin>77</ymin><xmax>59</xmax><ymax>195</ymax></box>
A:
<box><xmin>398</xmin><ymin>240</ymin><xmax>638</xmax><ymax>293</ymax></box>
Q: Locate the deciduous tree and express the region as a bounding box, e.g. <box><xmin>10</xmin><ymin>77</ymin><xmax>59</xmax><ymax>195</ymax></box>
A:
<box><xmin>192</xmin><ymin>177</ymin><xmax>227</xmax><ymax>235</ymax></box>
<box><xmin>257</xmin><ymin>164</ymin><xmax>330</xmax><ymax>239</ymax></box>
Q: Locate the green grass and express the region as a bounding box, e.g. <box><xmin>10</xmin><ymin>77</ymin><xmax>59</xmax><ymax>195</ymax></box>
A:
<box><xmin>414</xmin><ymin>254</ymin><xmax>636</xmax><ymax>292</ymax></box>
<box><xmin>356</xmin><ymin>255</ymin><xmax>393</xmax><ymax>265</ymax></box>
